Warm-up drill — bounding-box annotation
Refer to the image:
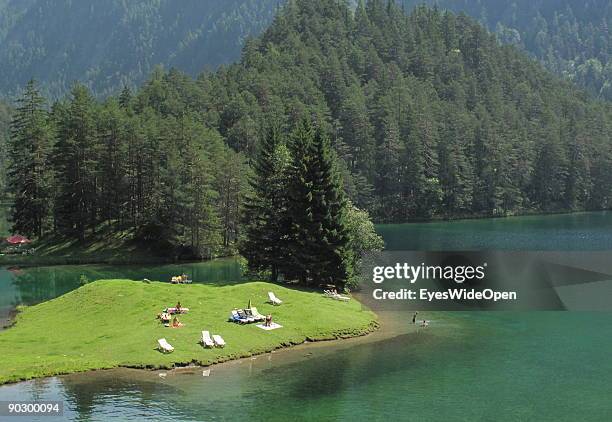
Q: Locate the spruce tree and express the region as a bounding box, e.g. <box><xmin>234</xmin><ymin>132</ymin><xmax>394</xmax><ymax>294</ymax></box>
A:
<box><xmin>308</xmin><ymin>127</ymin><xmax>354</xmax><ymax>286</ymax></box>
<box><xmin>284</xmin><ymin>120</ymin><xmax>353</xmax><ymax>287</ymax></box>
<box><xmin>8</xmin><ymin>80</ymin><xmax>53</xmax><ymax>238</ymax></box>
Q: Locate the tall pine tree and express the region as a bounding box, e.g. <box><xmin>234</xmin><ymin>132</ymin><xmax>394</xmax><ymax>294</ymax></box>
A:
<box><xmin>53</xmin><ymin>84</ymin><xmax>99</xmax><ymax>241</ymax></box>
<box><xmin>8</xmin><ymin>80</ymin><xmax>53</xmax><ymax>237</ymax></box>
<box><xmin>240</xmin><ymin>126</ymin><xmax>291</xmax><ymax>281</ymax></box>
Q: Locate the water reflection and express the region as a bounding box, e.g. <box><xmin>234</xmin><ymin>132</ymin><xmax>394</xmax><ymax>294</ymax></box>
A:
<box><xmin>2</xmin><ymin>312</ymin><xmax>612</xmax><ymax>421</ymax></box>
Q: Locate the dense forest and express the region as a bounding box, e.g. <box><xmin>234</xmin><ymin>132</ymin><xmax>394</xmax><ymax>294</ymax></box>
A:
<box><xmin>0</xmin><ymin>0</ymin><xmax>279</xmax><ymax>98</ymax></box>
<box><xmin>1</xmin><ymin>1</ymin><xmax>611</xmax><ymax>102</ymax></box>
<box><xmin>401</xmin><ymin>0</ymin><xmax>612</xmax><ymax>100</ymax></box>
<box><xmin>5</xmin><ymin>0</ymin><xmax>612</xmax><ymax>257</ymax></box>
<box><xmin>0</xmin><ymin>101</ymin><xmax>10</xmax><ymax>198</ymax></box>
<box><xmin>207</xmin><ymin>0</ymin><xmax>612</xmax><ymax>221</ymax></box>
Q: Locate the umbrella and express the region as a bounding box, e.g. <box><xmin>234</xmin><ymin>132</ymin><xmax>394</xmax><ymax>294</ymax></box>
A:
<box><xmin>5</xmin><ymin>235</ymin><xmax>31</xmax><ymax>245</ymax></box>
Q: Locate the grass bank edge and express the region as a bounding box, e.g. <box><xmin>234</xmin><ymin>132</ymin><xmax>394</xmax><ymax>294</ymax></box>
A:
<box><xmin>0</xmin><ymin>280</ymin><xmax>378</xmax><ymax>385</ymax></box>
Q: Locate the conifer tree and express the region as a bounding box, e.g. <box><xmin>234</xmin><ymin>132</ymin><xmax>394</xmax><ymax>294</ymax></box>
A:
<box><xmin>240</xmin><ymin>126</ymin><xmax>291</xmax><ymax>281</ymax></box>
<box><xmin>284</xmin><ymin>120</ymin><xmax>353</xmax><ymax>287</ymax></box>
<box><xmin>8</xmin><ymin>80</ymin><xmax>53</xmax><ymax>237</ymax></box>
<box><xmin>308</xmin><ymin>127</ymin><xmax>354</xmax><ymax>286</ymax></box>
<box><xmin>53</xmin><ymin>84</ymin><xmax>99</xmax><ymax>240</ymax></box>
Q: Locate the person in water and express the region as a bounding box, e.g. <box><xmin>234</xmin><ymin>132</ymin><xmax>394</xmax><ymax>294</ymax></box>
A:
<box><xmin>412</xmin><ymin>311</ymin><xmax>419</xmax><ymax>324</ymax></box>
<box><xmin>421</xmin><ymin>320</ymin><xmax>429</xmax><ymax>327</ymax></box>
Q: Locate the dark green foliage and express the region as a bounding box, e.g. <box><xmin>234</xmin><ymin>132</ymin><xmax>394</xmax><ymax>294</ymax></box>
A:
<box><xmin>281</xmin><ymin>120</ymin><xmax>353</xmax><ymax>286</ymax></box>
<box><xmin>401</xmin><ymin>0</ymin><xmax>612</xmax><ymax>100</ymax></box>
<box><xmin>197</xmin><ymin>1</ymin><xmax>612</xmax><ymax>220</ymax></box>
<box><xmin>5</xmin><ymin>0</ymin><xmax>612</xmax><ymax>259</ymax></box>
<box><xmin>0</xmin><ymin>101</ymin><xmax>12</xmax><ymax>199</ymax></box>
<box><xmin>240</xmin><ymin>127</ymin><xmax>291</xmax><ymax>281</ymax></box>
<box><xmin>0</xmin><ymin>0</ymin><xmax>280</xmax><ymax>98</ymax></box>
<box><xmin>5</xmin><ymin>73</ymin><xmax>249</xmax><ymax>258</ymax></box>
<box><xmin>7</xmin><ymin>80</ymin><xmax>53</xmax><ymax>237</ymax></box>
<box><xmin>53</xmin><ymin>84</ymin><xmax>99</xmax><ymax>240</ymax></box>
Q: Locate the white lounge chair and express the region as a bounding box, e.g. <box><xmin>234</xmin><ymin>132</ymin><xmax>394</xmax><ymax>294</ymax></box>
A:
<box><xmin>334</xmin><ymin>294</ymin><xmax>350</xmax><ymax>302</ymax></box>
<box><xmin>268</xmin><ymin>291</ymin><xmax>282</xmax><ymax>305</ymax></box>
<box><xmin>250</xmin><ymin>307</ymin><xmax>266</xmax><ymax>321</ymax></box>
<box><xmin>158</xmin><ymin>338</ymin><xmax>174</xmax><ymax>353</ymax></box>
<box><xmin>201</xmin><ymin>331</ymin><xmax>214</xmax><ymax>348</ymax></box>
<box><xmin>212</xmin><ymin>334</ymin><xmax>226</xmax><ymax>348</ymax></box>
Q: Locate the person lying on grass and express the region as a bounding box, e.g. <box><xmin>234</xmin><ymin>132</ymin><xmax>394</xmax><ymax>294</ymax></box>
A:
<box><xmin>157</xmin><ymin>312</ymin><xmax>171</xmax><ymax>323</ymax></box>
<box><xmin>172</xmin><ymin>317</ymin><xmax>183</xmax><ymax>328</ymax></box>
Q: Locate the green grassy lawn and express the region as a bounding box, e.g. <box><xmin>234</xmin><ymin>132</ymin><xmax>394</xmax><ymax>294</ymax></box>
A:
<box><xmin>0</xmin><ymin>280</ymin><xmax>377</xmax><ymax>384</ymax></box>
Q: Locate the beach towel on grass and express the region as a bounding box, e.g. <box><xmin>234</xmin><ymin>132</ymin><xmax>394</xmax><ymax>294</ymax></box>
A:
<box><xmin>256</xmin><ymin>322</ymin><xmax>283</xmax><ymax>331</ymax></box>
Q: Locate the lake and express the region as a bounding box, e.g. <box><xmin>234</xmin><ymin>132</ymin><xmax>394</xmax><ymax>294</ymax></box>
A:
<box><xmin>378</xmin><ymin>211</ymin><xmax>612</xmax><ymax>250</ymax></box>
<box><xmin>1</xmin><ymin>211</ymin><xmax>612</xmax><ymax>421</ymax></box>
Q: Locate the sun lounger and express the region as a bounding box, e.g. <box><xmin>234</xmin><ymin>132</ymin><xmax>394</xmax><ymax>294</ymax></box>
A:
<box><xmin>245</xmin><ymin>308</ymin><xmax>264</xmax><ymax>322</ymax></box>
<box><xmin>201</xmin><ymin>331</ymin><xmax>215</xmax><ymax>348</ymax></box>
<box><xmin>250</xmin><ymin>307</ymin><xmax>266</xmax><ymax>321</ymax></box>
<box><xmin>268</xmin><ymin>291</ymin><xmax>282</xmax><ymax>305</ymax></box>
<box><xmin>237</xmin><ymin>309</ymin><xmax>255</xmax><ymax>323</ymax></box>
<box><xmin>158</xmin><ymin>338</ymin><xmax>174</xmax><ymax>353</ymax></box>
<box><xmin>212</xmin><ymin>334</ymin><xmax>226</xmax><ymax>348</ymax></box>
<box><xmin>323</xmin><ymin>290</ymin><xmax>350</xmax><ymax>301</ymax></box>
<box><xmin>229</xmin><ymin>310</ymin><xmax>248</xmax><ymax>324</ymax></box>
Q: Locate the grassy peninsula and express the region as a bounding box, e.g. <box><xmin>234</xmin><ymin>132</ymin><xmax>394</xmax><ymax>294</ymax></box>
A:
<box><xmin>0</xmin><ymin>280</ymin><xmax>377</xmax><ymax>385</ymax></box>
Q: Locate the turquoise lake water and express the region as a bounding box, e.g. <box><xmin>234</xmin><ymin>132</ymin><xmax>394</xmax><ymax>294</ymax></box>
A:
<box><xmin>1</xmin><ymin>211</ymin><xmax>612</xmax><ymax>421</ymax></box>
<box><xmin>378</xmin><ymin>211</ymin><xmax>612</xmax><ymax>250</ymax></box>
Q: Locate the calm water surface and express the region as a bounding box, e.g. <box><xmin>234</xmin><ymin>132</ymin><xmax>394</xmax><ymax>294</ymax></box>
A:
<box><xmin>1</xmin><ymin>212</ymin><xmax>612</xmax><ymax>421</ymax></box>
<box><xmin>379</xmin><ymin>211</ymin><xmax>612</xmax><ymax>250</ymax></box>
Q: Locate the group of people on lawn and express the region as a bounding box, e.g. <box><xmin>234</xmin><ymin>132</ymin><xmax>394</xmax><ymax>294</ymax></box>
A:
<box><xmin>157</xmin><ymin>300</ymin><xmax>274</xmax><ymax>327</ymax></box>
<box><xmin>157</xmin><ymin>301</ymin><xmax>186</xmax><ymax>327</ymax></box>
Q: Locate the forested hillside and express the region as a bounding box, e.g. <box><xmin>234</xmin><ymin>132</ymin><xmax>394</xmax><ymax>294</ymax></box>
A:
<box><xmin>0</xmin><ymin>0</ymin><xmax>279</xmax><ymax>98</ymax></box>
<box><xmin>401</xmin><ymin>0</ymin><xmax>612</xmax><ymax>100</ymax></box>
<box><xmin>5</xmin><ymin>0</ymin><xmax>612</xmax><ymax>257</ymax></box>
<box><xmin>2</xmin><ymin>0</ymin><xmax>611</xmax><ymax>101</ymax></box>
<box><xmin>204</xmin><ymin>0</ymin><xmax>612</xmax><ymax>221</ymax></box>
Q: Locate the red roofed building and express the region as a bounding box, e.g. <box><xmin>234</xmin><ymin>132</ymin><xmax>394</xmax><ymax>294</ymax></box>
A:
<box><xmin>5</xmin><ymin>235</ymin><xmax>31</xmax><ymax>245</ymax></box>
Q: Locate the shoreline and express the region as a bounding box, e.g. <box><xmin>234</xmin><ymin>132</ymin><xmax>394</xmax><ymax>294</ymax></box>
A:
<box><xmin>0</xmin><ymin>280</ymin><xmax>378</xmax><ymax>386</ymax></box>
<box><xmin>377</xmin><ymin>209</ymin><xmax>611</xmax><ymax>225</ymax></box>
<box><xmin>0</xmin><ymin>253</ymin><xmax>233</xmax><ymax>268</ymax></box>
<box><xmin>1</xmin><ymin>307</ymin><xmax>419</xmax><ymax>389</ymax></box>
<box><xmin>3</xmin><ymin>210</ymin><xmax>610</xmax><ymax>266</ymax></box>
<box><xmin>0</xmin><ymin>323</ymin><xmax>380</xmax><ymax>387</ymax></box>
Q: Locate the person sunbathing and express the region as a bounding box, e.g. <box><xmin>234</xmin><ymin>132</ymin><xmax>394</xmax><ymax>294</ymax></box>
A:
<box><xmin>176</xmin><ymin>301</ymin><xmax>182</xmax><ymax>313</ymax></box>
<box><xmin>265</xmin><ymin>314</ymin><xmax>272</xmax><ymax>327</ymax></box>
<box><xmin>172</xmin><ymin>317</ymin><xmax>183</xmax><ymax>328</ymax></box>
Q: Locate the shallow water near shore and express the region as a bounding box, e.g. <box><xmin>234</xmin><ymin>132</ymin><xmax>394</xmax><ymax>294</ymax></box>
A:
<box><xmin>2</xmin><ymin>311</ymin><xmax>612</xmax><ymax>421</ymax></box>
<box><xmin>1</xmin><ymin>211</ymin><xmax>612</xmax><ymax>420</ymax></box>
